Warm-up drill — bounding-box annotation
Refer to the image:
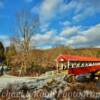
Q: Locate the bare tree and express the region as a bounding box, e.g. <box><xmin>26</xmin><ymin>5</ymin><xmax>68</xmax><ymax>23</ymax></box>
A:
<box><xmin>15</xmin><ymin>11</ymin><xmax>39</xmax><ymax>52</ymax></box>
<box><xmin>14</xmin><ymin>11</ymin><xmax>39</xmax><ymax>75</ymax></box>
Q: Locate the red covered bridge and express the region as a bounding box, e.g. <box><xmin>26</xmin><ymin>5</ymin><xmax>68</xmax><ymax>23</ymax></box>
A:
<box><xmin>56</xmin><ymin>55</ymin><xmax>100</xmax><ymax>75</ymax></box>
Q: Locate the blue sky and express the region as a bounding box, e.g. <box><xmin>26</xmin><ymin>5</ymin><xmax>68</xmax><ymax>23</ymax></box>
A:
<box><xmin>0</xmin><ymin>0</ymin><xmax>100</xmax><ymax>48</ymax></box>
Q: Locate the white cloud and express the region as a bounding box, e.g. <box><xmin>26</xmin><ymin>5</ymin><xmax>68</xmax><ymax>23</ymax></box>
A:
<box><xmin>31</xmin><ymin>30</ymin><xmax>65</xmax><ymax>48</ymax></box>
<box><xmin>31</xmin><ymin>0</ymin><xmax>100</xmax><ymax>24</ymax></box>
<box><xmin>38</xmin><ymin>0</ymin><xmax>77</xmax><ymax>23</ymax></box>
<box><xmin>0</xmin><ymin>35</ymin><xmax>10</xmax><ymax>47</ymax></box>
<box><xmin>82</xmin><ymin>24</ymin><xmax>100</xmax><ymax>42</ymax></box>
<box><xmin>65</xmin><ymin>24</ymin><xmax>100</xmax><ymax>47</ymax></box>
<box><xmin>60</xmin><ymin>20</ymin><xmax>71</xmax><ymax>26</ymax></box>
<box><xmin>66</xmin><ymin>35</ymin><xmax>87</xmax><ymax>45</ymax></box>
<box><xmin>60</xmin><ymin>26</ymin><xmax>80</xmax><ymax>37</ymax></box>
<box><xmin>73</xmin><ymin>0</ymin><xmax>100</xmax><ymax>21</ymax></box>
<box><xmin>73</xmin><ymin>6</ymin><xmax>95</xmax><ymax>22</ymax></box>
<box><xmin>31</xmin><ymin>0</ymin><xmax>64</xmax><ymax>31</ymax></box>
<box><xmin>59</xmin><ymin>0</ymin><xmax>77</xmax><ymax>13</ymax></box>
<box><xmin>29</xmin><ymin>0</ymin><xmax>100</xmax><ymax>48</ymax></box>
<box><xmin>39</xmin><ymin>0</ymin><xmax>62</xmax><ymax>23</ymax></box>
<box><xmin>30</xmin><ymin>23</ymin><xmax>100</xmax><ymax>48</ymax></box>
<box><xmin>40</xmin><ymin>23</ymin><xmax>50</xmax><ymax>32</ymax></box>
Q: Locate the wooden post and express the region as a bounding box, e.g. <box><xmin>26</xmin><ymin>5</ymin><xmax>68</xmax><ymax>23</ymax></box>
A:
<box><xmin>72</xmin><ymin>63</ymin><xmax>74</xmax><ymax>68</ymax></box>
<box><xmin>61</xmin><ymin>62</ymin><xmax>64</xmax><ymax>70</ymax></box>
<box><xmin>56</xmin><ymin>61</ymin><xmax>59</xmax><ymax>71</ymax></box>
<box><xmin>67</xmin><ymin>60</ymin><xmax>70</xmax><ymax>69</ymax></box>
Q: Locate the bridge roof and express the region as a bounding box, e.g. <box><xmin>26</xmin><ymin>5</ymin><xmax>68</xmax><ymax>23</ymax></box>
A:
<box><xmin>56</xmin><ymin>55</ymin><xmax>100</xmax><ymax>62</ymax></box>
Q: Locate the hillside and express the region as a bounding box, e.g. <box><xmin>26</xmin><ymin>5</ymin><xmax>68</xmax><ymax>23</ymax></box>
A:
<box><xmin>10</xmin><ymin>46</ymin><xmax>100</xmax><ymax>68</ymax></box>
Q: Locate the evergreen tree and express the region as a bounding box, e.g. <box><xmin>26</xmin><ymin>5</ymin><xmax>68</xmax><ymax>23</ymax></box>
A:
<box><xmin>0</xmin><ymin>41</ymin><xmax>5</xmax><ymax>63</ymax></box>
<box><xmin>5</xmin><ymin>44</ymin><xmax>16</xmax><ymax>66</ymax></box>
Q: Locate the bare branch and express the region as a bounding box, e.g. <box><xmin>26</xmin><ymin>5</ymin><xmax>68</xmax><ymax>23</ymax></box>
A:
<box><xmin>14</xmin><ymin>10</ymin><xmax>39</xmax><ymax>52</ymax></box>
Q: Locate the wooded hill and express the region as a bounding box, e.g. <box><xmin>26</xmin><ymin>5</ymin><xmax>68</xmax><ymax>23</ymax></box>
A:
<box><xmin>10</xmin><ymin>46</ymin><xmax>100</xmax><ymax>68</ymax></box>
